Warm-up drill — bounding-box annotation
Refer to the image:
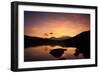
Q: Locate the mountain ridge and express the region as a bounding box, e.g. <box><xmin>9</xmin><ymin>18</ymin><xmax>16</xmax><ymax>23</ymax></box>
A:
<box><xmin>24</xmin><ymin>31</ymin><xmax>90</xmax><ymax>48</ymax></box>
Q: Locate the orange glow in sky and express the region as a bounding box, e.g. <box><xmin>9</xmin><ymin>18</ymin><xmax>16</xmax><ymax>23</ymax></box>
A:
<box><xmin>24</xmin><ymin>11</ymin><xmax>90</xmax><ymax>38</ymax></box>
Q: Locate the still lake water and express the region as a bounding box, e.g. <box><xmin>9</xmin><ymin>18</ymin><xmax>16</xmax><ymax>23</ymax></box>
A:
<box><xmin>24</xmin><ymin>45</ymin><xmax>84</xmax><ymax>62</ymax></box>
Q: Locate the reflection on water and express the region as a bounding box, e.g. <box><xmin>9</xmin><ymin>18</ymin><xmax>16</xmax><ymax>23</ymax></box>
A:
<box><xmin>24</xmin><ymin>45</ymin><xmax>84</xmax><ymax>62</ymax></box>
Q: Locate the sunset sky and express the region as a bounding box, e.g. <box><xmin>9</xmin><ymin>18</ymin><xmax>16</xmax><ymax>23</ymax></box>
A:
<box><xmin>24</xmin><ymin>11</ymin><xmax>90</xmax><ymax>38</ymax></box>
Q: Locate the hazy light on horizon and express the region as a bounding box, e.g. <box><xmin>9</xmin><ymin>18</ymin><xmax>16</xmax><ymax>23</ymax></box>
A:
<box><xmin>24</xmin><ymin>11</ymin><xmax>90</xmax><ymax>38</ymax></box>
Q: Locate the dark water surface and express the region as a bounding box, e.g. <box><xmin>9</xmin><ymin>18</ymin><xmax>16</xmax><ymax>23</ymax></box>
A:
<box><xmin>24</xmin><ymin>45</ymin><xmax>85</xmax><ymax>62</ymax></box>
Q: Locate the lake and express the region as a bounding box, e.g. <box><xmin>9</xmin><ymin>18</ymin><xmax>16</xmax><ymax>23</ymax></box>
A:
<box><xmin>24</xmin><ymin>45</ymin><xmax>85</xmax><ymax>62</ymax></box>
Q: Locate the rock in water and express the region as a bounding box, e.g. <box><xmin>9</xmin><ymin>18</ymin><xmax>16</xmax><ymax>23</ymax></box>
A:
<box><xmin>50</xmin><ymin>48</ymin><xmax>67</xmax><ymax>58</ymax></box>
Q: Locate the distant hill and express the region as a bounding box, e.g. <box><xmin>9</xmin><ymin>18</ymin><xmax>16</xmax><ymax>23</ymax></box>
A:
<box><xmin>63</xmin><ymin>31</ymin><xmax>90</xmax><ymax>47</ymax></box>
<box><xmin>24</xmin><ymin>35</ymin><xmax>62</xmax><ymax>48</ymax></box>
<box><xmin>50</xmin><ymin>36</ymin><xmax>71</xmax><ymax>40</ymax></box>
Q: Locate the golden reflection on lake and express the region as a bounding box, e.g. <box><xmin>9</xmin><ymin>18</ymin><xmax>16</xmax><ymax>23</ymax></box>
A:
<box><xmin>24</xmin><ymin>45</ymin><xmax>84</xmax><ymax>62</ymax></box>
